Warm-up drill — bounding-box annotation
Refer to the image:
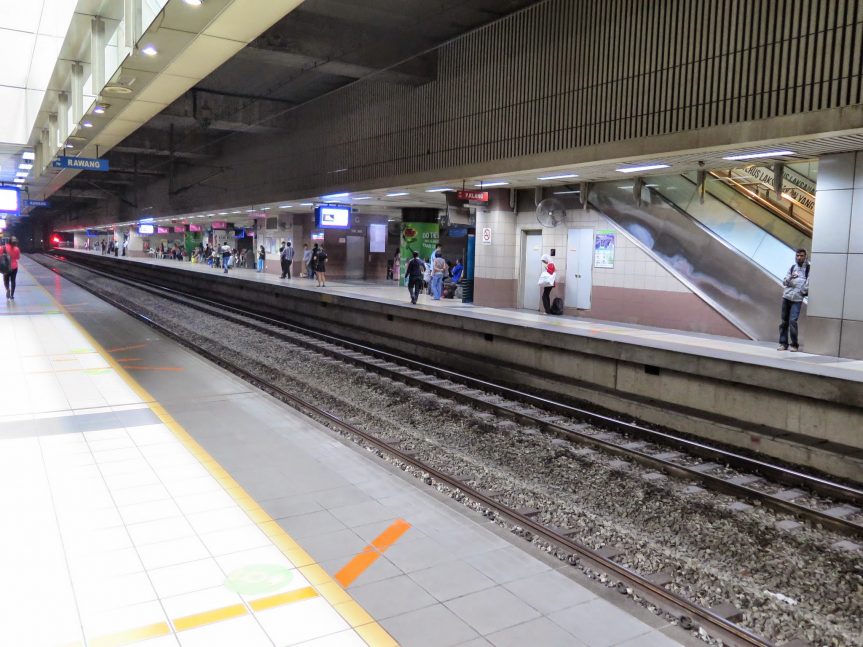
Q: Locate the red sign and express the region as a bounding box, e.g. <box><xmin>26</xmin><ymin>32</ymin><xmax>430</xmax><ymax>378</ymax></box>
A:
<box><xmin>456</xmin><ymin>190</ymin><xmax>489</xmax><ymax>202</ymax></box>
<box><xmin>211</xmin><ymin>221</ymin><xmax>227</xmax><ymax>229</ymax></box>
<box><xmin>157</xmin><ymin>227</ymin><xmax>169</xmax><ymax>234</ymax></box>
<box><xmin>174</xmin><ymin>226</ymin><xmax>186</xmax><ymax>233</ymax></box>
<box><xmin>188</xmin><ymin>224</ymin><xmax>202</xmax><ymax>232</ymax></box>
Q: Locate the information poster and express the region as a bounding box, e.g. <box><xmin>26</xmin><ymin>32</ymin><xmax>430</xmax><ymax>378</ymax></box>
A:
<box><xmin>594</xmin><ymin>230</ymin><xmax>616</xmax><ymax>268</ymax></box>
<box><xmin>399</xmin><ymin>222</ymin><xmax>439</xmax><ymax>286</ymax></box>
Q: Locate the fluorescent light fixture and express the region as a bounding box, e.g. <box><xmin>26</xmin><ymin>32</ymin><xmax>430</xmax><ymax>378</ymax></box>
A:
<box><xmin>386</xmin><ymin>192</ymin><xmax>409</xmax><ymax>197</ymax></box>
<box><xmin>93</xmin><ymin>105</ymin><xmax>107</xmax><ymax>114</ymax></box>
<box><xmin>65</xmin><ymin>143</ymin><xmax>74</xmax><ymax>148</ymax></box>
<box><xmin>353</xmin><ymin>196</ymin><xmax>372</xmax><ymax>200</ymax></box>
<box><xmin>218</xmin><ymin>212</ymin><xmax>227</xmax><ymax>215</ymax></box>
<box><xmin>554</xmin><ymin>190</ymin><xmax>581</xmax><ymax>195</ymax></box>
<box><xmin>279</xmin><ymin>205</ymin><xmax>292</xmax><ymax>208</ymax></box>
<box><xmin>141</xmin><ymin>45</ymin><xmax>158</xmax><ymax>56</ymax></box>
<box><xmin>22</xmin><ymin>152</ymin><xmax>35</xmax><ymax>160</ymax></box>
<box><xmin>82</xmin><ymin>121</ymin><xmax>93</xmax><ymax>128</ymax></box>
<box><xmin>322</xmin><ymin>193</ymin><xmax>349</xmax><ymax>200</ymax></box>
<box><xmin>231</xmin><ymin>211</ymin><xmax>240</xmax><ymax>214</ymax></box>
<box><xmin>261</xmin><ymin>207</ymin><xmax>271</xmax><ymax>210</ymax></box>
<box><xmin>425</xmin><ymin>188</ymin><xmax>453</xmax><ymax>193</ymax></box>
<box><xmin>616</xmin><ymin>163</ymin><xmax>670</xmax><ymax>173</ymax></box>
<box><xmin>19</xmin><ymin>163</ymin><xmax>33</xmax><ymax>170</ymax></box>
<box><xmin>722</xmin><ymin>150</ymin><xmax>794</xmax><ymax>161</ymax></box>
<box><xmin>183</xmin><ymin>0</ymin><xmax>203</xmax><ymax>5</ymax></box>
<box><xmin>539</xmin><ymin>173</ymin><xmax>578</xmax><ymax>180</ymax></box>
<box><xmin>13</xmin><ymin>178</ymin><xmax>24</xmax><ymax>183</ymax></box>
<box><xmin>300</xmin><ymin>202</ymin><xmax>314</xmax><ymax>206</ymax></box>
<box><xmin>474</xmin><ymin>181</ymin><xmax>509</xmax><ymax>187</ymax></box>
<box><xmin>245</xmin><ymin>209</ymin><xmax>255</xmax><ymax>213</ymax></box>
<box><xmin>16</xmin><ymin>171</ymin><xmax>28</xmax><ymax>177</ymax></box>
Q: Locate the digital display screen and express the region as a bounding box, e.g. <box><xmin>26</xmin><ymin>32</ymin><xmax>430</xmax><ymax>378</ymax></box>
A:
<box><xmin>138</xmin><ymin>224</ymin><xmax>154</xmax><ymax>234</ymax></box>
<box><xmin>0</xmin><ymin>188</ymin><xmax>19</xmax><ymax>213</ymax></box>
<box><xmin>174</xmin><ymin>226</ymin><xmax>186</xmax><ymax>233</ymax></box>
<box><xmin>157</xmin><ymin>227</ymin><xmax>169</xmax><ymax>234</ymax></box>
<box><xmin>311</xmin><ymin>231</ymin><xmax>324</xmax><ymax>241</ymax></box>
<box><xmin>188</xmin><ymin>224</ymin><xmax>202</xmax><ymax>232</ymax></box>
<box><xmin>316</xmin><ymin>206</ymin><xmax>350</xmax><ymax>229</ymax></box>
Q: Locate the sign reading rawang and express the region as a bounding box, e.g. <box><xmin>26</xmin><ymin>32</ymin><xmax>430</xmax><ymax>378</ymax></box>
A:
<box><xmin>52</xmin><ymin>157</ymin><xmax>110</xmax><ymax>172</ymax></box>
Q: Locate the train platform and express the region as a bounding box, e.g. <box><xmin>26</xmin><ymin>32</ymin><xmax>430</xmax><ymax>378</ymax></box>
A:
<box><xmin>62</xmin><ymin>249</ymin><xmax>863</xmax><ymax>384</ymax></box>
<box><xmin>1</xmin><ymin>256</ymin><xmax>697</xmax><ymax>647</ymax></box>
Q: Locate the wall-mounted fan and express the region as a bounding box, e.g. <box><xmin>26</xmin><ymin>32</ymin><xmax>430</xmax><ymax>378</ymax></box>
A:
<box><xmin>536</xmin><ymin>198</ymin><xmax>566</xmax><ymax>227</ymax></box>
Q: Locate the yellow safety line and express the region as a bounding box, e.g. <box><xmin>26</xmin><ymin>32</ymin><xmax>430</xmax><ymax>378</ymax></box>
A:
<box><xmin>29</xmin><ymin>265</ymin><xmax>398</xmax><ymax>647</ymax></box>
<box><xmin>172</xmin><ymin>603</ymin><xmax>248</xmax><ymax>632</ymax></box>
<box><xmin>87</xmin><ymin>622</ymin><xmax>171</xmax><ymax>647</ymax></box>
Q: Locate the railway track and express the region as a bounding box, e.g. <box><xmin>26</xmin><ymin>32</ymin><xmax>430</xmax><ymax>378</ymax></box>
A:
<box><xmin>38</xmin><ymin>252</ymin><xmax>863</xmax><ymax>646</ymax></box>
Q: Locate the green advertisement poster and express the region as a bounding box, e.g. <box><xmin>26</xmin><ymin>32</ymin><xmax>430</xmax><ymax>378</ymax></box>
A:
<box><xmin>399</xmin><ymin>222</ymin><xmax>439</xmax><ymax>286</ymax></box>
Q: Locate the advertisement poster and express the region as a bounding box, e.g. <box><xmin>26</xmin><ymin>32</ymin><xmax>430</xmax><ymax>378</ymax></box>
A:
<box><xmin>594</xmin><ymin>230</ymin><xmax>616</xmax><ymax>268</ymax></box>
<box><xmin>399</xmin><ymin>222</ymin><xmax>439</xmax><ymax>286</ymax></box>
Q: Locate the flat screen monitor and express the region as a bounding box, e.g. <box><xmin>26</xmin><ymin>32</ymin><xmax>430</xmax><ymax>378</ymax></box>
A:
<box><xmin>316</xmin><ymin>205</ymin><xmax>350</xmax><ymax>229</ymax></box>
<box><xmin>138</xmin><ymin>224</ymin><xmax>155</xmax><ymax>235</ymax></box>
<box><xmin>0</xmin><ymin>188</ymin><xmax>19</xmax><ymax>214</ymax></box>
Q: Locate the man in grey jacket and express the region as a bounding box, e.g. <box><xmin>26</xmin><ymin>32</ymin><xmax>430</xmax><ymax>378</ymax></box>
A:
<box><xmin>778</xmin><ymin>248</ymin><xmax>810</xmax><ymax>352</ymax></box>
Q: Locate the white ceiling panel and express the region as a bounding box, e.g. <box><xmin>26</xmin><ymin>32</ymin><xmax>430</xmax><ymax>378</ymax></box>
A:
<box><xmin>204</xmin><ymin>0</ymin><xmax>303</xmax><ymax>42</ymax></box>
<box><xmin>0</xmin><ymin>87</ymin><xmax>27</xmax><ymax>144</ymax></box>
<box><xmin>0</xmin><ymin>0</ymin><xmax>44</xmax><ymax>33</ymax></box>
<box><xmin>28</xmin><ymin>34</ymin><xmax>64</xmax><ymax>90</ymax></box>
<box><xmin>99</xmin><ymin>118</ymin><xmax>144</xmax><ymax>137</ymax></box>
<box><xmin>0</xmin><ymin>30</ymin><xmax>36</xmax><ymax>86</ymax></box>
<box><xmin>120</xmin><ymin>99</ymin><xmax>168</xmax><ymax>123</ymax></box>
<box><xmin>161</xmin><ymin>0</ymin><xmax>232</xmax><ymax>34</ymax></box>
<box><xmin>38</xmin><ymin>0</ymin><xmax>77</xmax><ymax>38</ymax></box>
<box><xmin>162</xmin><ymin>34</ymin><xmax>245</xmax><ymax>78</ymax></box>
<box><xmin>135</xmin><ymin>72</ymin><xmax>196</xmax><ymax>103</ymax></box>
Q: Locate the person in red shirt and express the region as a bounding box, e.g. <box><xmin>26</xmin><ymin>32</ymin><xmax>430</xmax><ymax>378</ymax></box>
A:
<box><xmin>2</xmin><ymin>236</ymin><xmax>21</xmax><ymax>300</ymax></box>
<box><xmin>539</xmin><ymin>254</ymin><xmax>556</xmax><ymax>314</ymax></box>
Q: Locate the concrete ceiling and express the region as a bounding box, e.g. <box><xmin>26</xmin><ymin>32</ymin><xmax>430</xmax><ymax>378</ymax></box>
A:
<box><xmin>43</xmin><ymin>0</ymin><xmax>541</xmax><ymax>212</ymax></box>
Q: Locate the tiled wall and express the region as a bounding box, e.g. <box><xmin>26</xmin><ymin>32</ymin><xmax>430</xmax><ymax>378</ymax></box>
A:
<box><xmin>475</xmin><ymin>206</ymin><xmax>744</xmax><ymax>335</ymax></box>
<box><xmin>512</xmin><ymin>208</ymin><xmax>689</xmax><ymax>294</ymax></box>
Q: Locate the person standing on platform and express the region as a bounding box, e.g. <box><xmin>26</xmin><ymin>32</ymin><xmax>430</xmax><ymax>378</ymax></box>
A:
<box><xmin>1</xmin><ymin>236</ymin><xmax>21</xmax><ymax>300</ymax></box>
<box><xmin>538</xmin><ymin>254</ymin><xmax>556</xmax><ymax>314</ymax></box>
<box><xmin>220</xmin><ymin>241</ymin><xmax>232</xmax><ymax>274</ymax></box>
<box><xmin>778</xmin><ymin>248</ymin><xmax>810</xmax><ymax>352</ymax></box>
<box><xmin>309</xmin><ymin>243</ymin><xmax>320</xmax><ymax>281</ymax></box>
<box><xmin>280</xmin><ymin>241</ymin><xmax>295</xmax><ymax>279</ymax></box>
<box><xmin>405</xmin><ymin>251</ymin><xmax>424</xmax><ymax>304</ymax></box>
<box><xmin>430</xmin><ymin>254</ymin><xmax>447</xmax><ymax>300</ymax></box>
<box><xmin>314</xmin><ymin>246</ymin><xmax>328</xmax><ymax>287</ymax></box>
<box><xmin>257</xmin><ymin>245</ymin><xmax>266</xmax><ymax>273</ymax></box>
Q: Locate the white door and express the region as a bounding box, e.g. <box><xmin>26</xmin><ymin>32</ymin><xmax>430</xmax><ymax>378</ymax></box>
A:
<box><xmin>522</xmin><ymin>233</ymin><xmax>543</xmax><ymax>309</ymax></box>
<box><xmin>565</xmin><ymin>228</ymin><xmax>593</xmax><ymax>310</ymax></box>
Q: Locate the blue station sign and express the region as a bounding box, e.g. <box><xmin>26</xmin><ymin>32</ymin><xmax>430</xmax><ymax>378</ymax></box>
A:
<box><xmin>24</xmin><ymin>199</ymin><xmax>49</xmax><ymax>207</ymax></box>
<box><xmin>52</xmin><ymin>156</ymin><xmax>110</xmax><ymax>172</ymax></box>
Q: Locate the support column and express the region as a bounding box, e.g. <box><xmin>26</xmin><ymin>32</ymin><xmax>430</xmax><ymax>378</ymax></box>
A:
<box><xmin>57</xmin><ymin>93</ymin><xmax>69</xmax><ymax>144</ymax></box>
<box><xmin>474</xmin><ymin>189</ymin><xmax>517</xmax><ymax>308</ymax></box>
<box><xmin>806</xmin><ymin>151</ymin><xmax>863</xmax><ymax>359</ymax></box>
<box><xmin>70</xmin><ymin>63</ymin><xmax>84</xmax><ymax>125</ymax></box>
<box><xmin>91</xmin><ymin>18</ymin><xmax>105</xmax><ymax>90</ymax></box>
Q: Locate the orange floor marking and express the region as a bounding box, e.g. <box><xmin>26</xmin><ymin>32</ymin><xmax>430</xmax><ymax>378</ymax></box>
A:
<box><xmin>335</xmin><ymin>519</ymin><xmax>411</xmax><ymax>588</ymax></box>
<box><xmin>104</xmin><ymin>343</ymin><xmax>149</xmax><ymax>353</ymax></box>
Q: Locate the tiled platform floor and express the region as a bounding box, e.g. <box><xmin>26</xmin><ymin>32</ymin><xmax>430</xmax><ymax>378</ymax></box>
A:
<box><xmin>64</xmin><ymin>249</ymin><xmax>863</xmax><ymax>383</ymax></box>
<box><xmin>4</xmin><ymin>257</ymin><xmax>698</xmax><ymax>646</ymax></box>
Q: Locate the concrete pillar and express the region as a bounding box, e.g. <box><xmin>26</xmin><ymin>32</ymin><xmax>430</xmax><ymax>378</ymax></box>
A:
<box><xmin>474</xmin><ymin>189</ymin><xmax>517</xmax><ymax>307</ymax></box>
<box><xmin>57</xmin><ymin>93</ymin><xmax>69</xmax><ymax>143</ymax></box>
<box><xmin>806</xmin><ymin>151</ymin><xmax>863</xmax><ymax>359</ymax></box>
<box><xmin>70</xmin><ymin>63</ymin><xmax>84</xmax><ymax>125</ymax></box>
<box><xmin>125</xmin><ymin>0</ymin><xmax>142</xmax><ymax>47</ymax></box>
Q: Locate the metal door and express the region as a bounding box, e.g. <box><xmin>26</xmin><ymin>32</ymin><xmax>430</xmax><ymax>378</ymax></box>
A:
<box><xmin>565</xmin><ymin>228</ymin><xmax>593</xmax><ymax>309</ymax></box>
<box><xmin>522</xmin><ymin>233</ymin><xmax>543</xmax><ymax>309</ymax></box>
<box><xmin>345</xmin><ymin>236</ymin><xmax>365</xmax><ymax>279</ymax></box>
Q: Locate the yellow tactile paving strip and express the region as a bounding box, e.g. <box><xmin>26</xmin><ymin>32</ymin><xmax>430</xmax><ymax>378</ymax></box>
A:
<box><xmin>9</xmin><ymin>269</ymin><xmax>400</xmax><ymax>647</ymax></box>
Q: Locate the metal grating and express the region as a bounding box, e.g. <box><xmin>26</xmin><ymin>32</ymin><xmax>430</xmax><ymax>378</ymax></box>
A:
<box><xmin>216</xmin><ymin>0</ymin><xmax>863</xmax><ymax>199</ymax></box>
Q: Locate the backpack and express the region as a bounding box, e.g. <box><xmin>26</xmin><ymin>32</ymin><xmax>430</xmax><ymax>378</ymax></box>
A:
<box><xmin>0</xmin><ymin>246</ymin><xmax>9</xmax><ymax>274</ymax></box>
<box><xmin>550</xmin><ymin>297</ymin><xmax>564</xmax><ymax>315</ymax></box>
<box><xmin>790</xmin><ymin>262</ymin><xmax>810</xmax><ymax>278</ymax></box>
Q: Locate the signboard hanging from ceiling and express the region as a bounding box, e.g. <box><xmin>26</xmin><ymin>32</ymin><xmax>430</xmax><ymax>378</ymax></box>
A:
<box><xmin>456</xmin><ymin>190</ymin><xmax>488</xmax><ymax>203</ymax></box>
<box><xmin>51</xmin><ymin>157</ymin><xmax>110</xmax><ymax>172</ymax></box>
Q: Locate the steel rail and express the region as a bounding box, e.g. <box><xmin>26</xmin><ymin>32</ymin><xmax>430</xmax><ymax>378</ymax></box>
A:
<box><xmin>39</xmin><ymin>258</ymin><xmax>774</xmax><ymax>647</ymax></box>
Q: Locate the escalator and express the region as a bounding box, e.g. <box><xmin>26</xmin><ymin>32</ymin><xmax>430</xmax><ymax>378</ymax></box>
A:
<box><xmin>589</xmin><ymin>173</ymin><xmax>812</xmax><ymax>340</ymax></box>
